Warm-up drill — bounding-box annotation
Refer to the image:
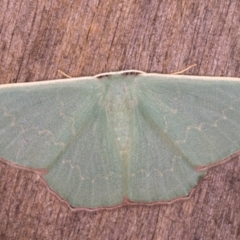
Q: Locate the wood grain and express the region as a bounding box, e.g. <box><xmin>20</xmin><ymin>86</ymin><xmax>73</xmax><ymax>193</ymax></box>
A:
<box><xmin>0</xmin><ymin>0</ymin><xmax>240</xmax><ymax>239</ymax></box>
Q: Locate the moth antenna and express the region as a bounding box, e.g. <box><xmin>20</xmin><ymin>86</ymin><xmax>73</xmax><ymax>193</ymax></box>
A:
<box><xmin>170</xmin><ymin>63</ymin><xmax>197</xmax><ymax>75</ymax></box>
<box><xmin>58</xmin><ymin>69</ymin><xmax>72</xmax><ymax>78</ymax></box>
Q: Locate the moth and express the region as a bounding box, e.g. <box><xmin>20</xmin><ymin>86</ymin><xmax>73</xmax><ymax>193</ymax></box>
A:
<box><xmin>0</xmin><ymin>70</ymin><xmax>239</xmax><ymax>209</ymax></box>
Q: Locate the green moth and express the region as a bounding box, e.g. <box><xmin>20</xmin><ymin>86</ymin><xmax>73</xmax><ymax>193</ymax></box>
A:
<box><xmin>0</xmin><ymin>70</ymin><xmax>239</xmax><ymax>209</ymax></box>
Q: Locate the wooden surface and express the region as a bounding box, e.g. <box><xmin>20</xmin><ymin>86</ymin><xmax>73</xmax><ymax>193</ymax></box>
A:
<box><xmin>1</xmin><ymin>0</ymin><xmax>240</xmax><ymax>239</ymax></box>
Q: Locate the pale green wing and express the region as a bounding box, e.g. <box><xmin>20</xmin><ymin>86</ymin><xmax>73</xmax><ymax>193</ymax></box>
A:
<box><xmin>128</xmin><ymin>74</ymin><xmax>240</xmax><ymax>203</ymax></box>
<box><xmin>0</xmin><ymin>78</ymin><xmax>123</xmax><ymax>208</ymax></box>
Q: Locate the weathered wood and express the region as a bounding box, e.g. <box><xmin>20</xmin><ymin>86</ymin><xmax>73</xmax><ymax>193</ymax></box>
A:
<box><xmin>0</xmin><ymin>0</ymin><xmax>240</xmax><ymax>239</ymax></box>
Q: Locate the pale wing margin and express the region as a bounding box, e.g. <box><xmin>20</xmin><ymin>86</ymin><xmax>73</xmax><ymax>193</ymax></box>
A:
<box><xmin>128</xmin><ymin>74</ymin><xmax>240</xmax><ymax>203</ymax></box>
<box><xmin>0</xmin><ymin>79</ymin><xmax>123</xmax><ymax>208</ymax></box>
